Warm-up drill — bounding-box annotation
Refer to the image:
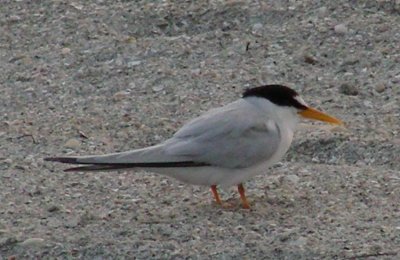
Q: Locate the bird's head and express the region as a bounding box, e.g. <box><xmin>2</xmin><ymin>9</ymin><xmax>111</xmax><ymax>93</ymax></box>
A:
<box><xmin>243</xmin><ymin>85</ymin><xmax>343</xmax><ymax>125</ymax></box>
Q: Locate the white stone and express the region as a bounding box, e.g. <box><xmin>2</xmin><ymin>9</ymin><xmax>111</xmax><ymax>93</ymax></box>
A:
<box><xmin>64</xmin><ymin>138</ymin><xmax>80</xmax><ymax>149</ymax></box>
<box><xmin>20</xmin><ymin>238</ymin><xmax>45</xmax><ymax>247</ymax></box>
<box><xmin>334</xmin><ymin>24</ymin><xmax>348</xmax><ymax>34</ymax></box>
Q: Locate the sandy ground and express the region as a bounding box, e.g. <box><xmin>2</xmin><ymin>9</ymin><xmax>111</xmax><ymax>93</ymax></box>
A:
<box><xmin>1</xmin><ymin>0</ymin><xmax>399</xmax><ymax>259</ymax></box>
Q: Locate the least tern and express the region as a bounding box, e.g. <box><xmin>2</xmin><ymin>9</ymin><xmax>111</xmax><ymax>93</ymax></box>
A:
<box><xmin>45</xmin><ymin>85</ymin><xmax>343</xmax><ymax>208</ymax></box>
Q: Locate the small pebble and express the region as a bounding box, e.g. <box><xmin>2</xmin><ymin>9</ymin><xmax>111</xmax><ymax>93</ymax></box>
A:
<box><xmin>47</xmin><ymin>205</ymin><xmax>60</xmax><ymax>212</ymax></box>
<box><xmin>61</xmin><ymin>48</ymin><xmax>71</xmax><ymax>55</ymax></box>
<box><xmin>3</xmin><ymin>158</ymin><xmax>13</xmax><ymax>165</ymax></box>
<box><xmin>8</xmin><ymin>15</ymin><xmax>21</xmax><ymax>23</ymax></box>
<box><xmin>395</xmin><ymin>0</ymin><xmax>400</xmax><ymax>11</ymax></box>
<box><xmin>318</xmin><ymin>6</ymin><xmax>328</xmax><ymax>17</ymax></box>
<box><xmin>382</xmin><ymin>101</ymin><xmax>398</xmax><ymax>112</ymax></box>
<box><xmin>312</xmin><ymin>157</ymin><xmax>320</xmax><ymax>163</ymax></box>
<box><xmin>152</xmin><ymin>85</ymin><xmax>165</xmax><ymax>92</ymax></box>
<box><xmin>304</xmin><ymin>54</ymin><xmax>318</xmax><ymax>65</ymax></box>
<box><xmin>20</xmin><ymin>238</ymin><xmax>45</xmax><ymax>247</ymax></box>
<box><xmin>285</xmin><ymin>174</ymin><xmax>300</xmax><ymax>184</ymax></box>
<box><xmin>127</xmin><ymin>60</ymin><xmax>142</xmax><ymax>67</ymax></box>
<box><xmin>374</xmin><ymin>84</ymin><xmax>386</xmax><ymax>93</ymax></box>
<box><xmin>339</xmin><ymin>83</ymin><xmax>358</xmax><ymax>96</ymax></box>
<box><xmin>128</xmin><ymin>82</ymin><xmax>137</xmax><ymax>89</ymax></box>
<box><xmin>0</xmin><ymin>229</ymin><xmax>9</xmax><ymax>234</ymax></box>
<box><xmin>334</xmin><ymin>24</ymin><xmax>348</xmax><ymax>34</ymax></box>
<box><xmin>290</xmin><ymin>236</ymin><xmax>308</xmax><ymax>247</ymax></box>
<box><xmin>222</xmin><ymin>21</ymin><xmax>231</xmax><ymax>31</ymax></box>
<box><xmin>64</xmin><ymin>138</ymin><xmax>80</xmax><ymax>149</ymax></box>
<box><xmin>363</xmin><ymin>100</ymin><xmax>373</xmax><ymax>108</ymax></box>
<box><xmin>113</xmin><ymin>91</ymin><xmax>130</xmax><ymax>101</ymax></box>
<box><xmin>252</xmin><ymin>23</ymin><xmax>263</xmax><ymax>35</ymax></box>
<box><xmin>64</xmin><ymin>218</ymin><xmax>79</xmax><ymax>228</ymax></box>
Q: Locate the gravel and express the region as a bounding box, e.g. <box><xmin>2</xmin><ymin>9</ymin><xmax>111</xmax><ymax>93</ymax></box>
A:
<box><xmin>1</xmin><ymin>0</ymin><xmax>399</xmax><ymax>259</ymax></box>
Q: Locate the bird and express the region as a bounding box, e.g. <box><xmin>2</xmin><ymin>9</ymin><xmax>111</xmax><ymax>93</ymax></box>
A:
<box><xmin>45</xmin><ymin>84</ymin><xmax>343</xmax><ymax>209</ymax></box>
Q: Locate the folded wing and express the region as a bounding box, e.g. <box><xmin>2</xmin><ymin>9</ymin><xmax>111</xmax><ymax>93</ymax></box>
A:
<box><xmin>164</xmin><ymin>99</ymin><xmax>281</xmax><ymax>168</ymax></box>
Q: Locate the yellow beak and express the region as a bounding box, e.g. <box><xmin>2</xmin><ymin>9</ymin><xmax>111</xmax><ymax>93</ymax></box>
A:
<box><xmin>298</xmin><ymin>107</ymin><xmax>343</xmax><ymax>125</ymax></box>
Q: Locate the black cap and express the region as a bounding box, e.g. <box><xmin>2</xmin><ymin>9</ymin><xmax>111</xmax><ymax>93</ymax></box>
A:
<box><xmin>243</xmin><ymin>85</ymin><xmax>307</xmax><ymax>109</ymax></box>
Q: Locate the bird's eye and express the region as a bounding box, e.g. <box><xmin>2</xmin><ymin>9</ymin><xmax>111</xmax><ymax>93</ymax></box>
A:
<box><xmin>293</xmin><ymin>95</ymin><xmax>308</xmax><ymax>107</ymax></box>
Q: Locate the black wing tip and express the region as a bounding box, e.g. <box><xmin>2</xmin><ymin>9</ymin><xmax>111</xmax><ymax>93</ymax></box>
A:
<box><xmin>64</xmin><ymin>166</ymin><xmax>87</xmax><ymax>172</ymax></box>
<box><xmin>63</xmin><ymin>164</ymin><xmax>134</xmax><ymax>172</ymax></box>
<box><xmin>46</xmin><ymin>158</ymin><xmax>211</xmax><ymax>172</ymax></box>
<box><xmin>44</xmin><ymin>157</ymin><xmax>79</xmax><ymax>164</ymax></box>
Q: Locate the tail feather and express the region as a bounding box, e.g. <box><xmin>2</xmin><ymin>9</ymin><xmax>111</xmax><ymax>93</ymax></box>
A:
<box><xmin>63</xmin><ymin>164</ymin><xmax>137</xmax><ymax>172</ymax></box>
<box><xmin>44</xmin><ymin>144</ymin><xmax>209</xmax><ymax>172</ymax></box>
<box><xmin>44</xmin><ymin>157</ymin><xmax>80</xmax><ymax>164</ymax></box>
<box><xmin>45</xmin><ymin>156</ymin><xmax>209</xmax><ymax>172</ymax></box>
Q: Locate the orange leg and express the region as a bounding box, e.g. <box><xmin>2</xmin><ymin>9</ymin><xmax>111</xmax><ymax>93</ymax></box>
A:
<box><xmin>238</xmin><ymin>183</ymin><xmax>250</xmax><ymax>209</ymax></box>
<box><xmin>210</xmin><ymin>185</ymin><xmax>222</xmax><ymax>205</ymax></box>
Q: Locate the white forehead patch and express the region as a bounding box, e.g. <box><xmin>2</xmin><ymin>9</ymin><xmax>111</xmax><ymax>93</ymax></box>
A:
<box><xmin>294</xmin><ymin>95</ymin><xmax>308</xmax><ymax>106</ymax></box>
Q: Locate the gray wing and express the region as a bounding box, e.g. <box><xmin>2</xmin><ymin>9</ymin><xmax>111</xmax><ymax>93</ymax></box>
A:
<box><xmin>163</xmin><ymin>99</ymin><xmax>281</xmax><ymax>168</ymax></box>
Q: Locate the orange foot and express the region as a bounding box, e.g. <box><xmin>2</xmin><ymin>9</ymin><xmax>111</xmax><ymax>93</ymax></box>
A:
<box><xmin>210</xmin><ymin>184</ymin><xmax>250</xmax><ymax>209</ymax></box>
